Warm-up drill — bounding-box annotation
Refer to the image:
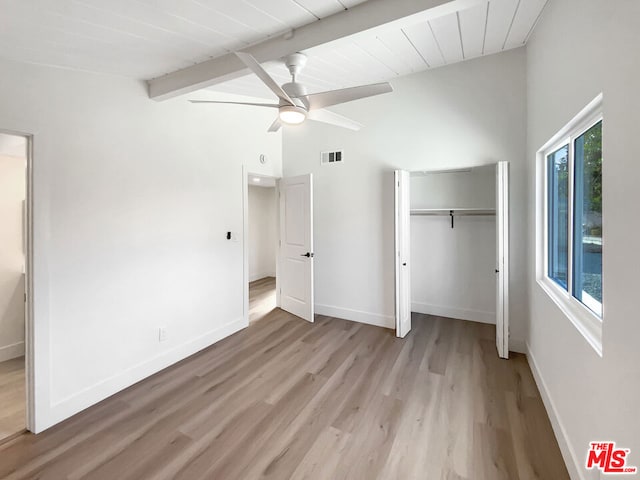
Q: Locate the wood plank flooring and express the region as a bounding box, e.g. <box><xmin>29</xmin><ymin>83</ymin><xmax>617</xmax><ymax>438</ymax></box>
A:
<box><xmin>0</xmin><ymin>357</ymin><xmax>25</xmax><ymax>442</ymax></box>
<box><xmin>249</xmin><ymin>276</ymin><xmax>276</xmax><ymax>324</ymax></box>
<box><xmin>0</xmin><ymin>312</ymin><xmax>569</xmax><ymax>479</ymax></box>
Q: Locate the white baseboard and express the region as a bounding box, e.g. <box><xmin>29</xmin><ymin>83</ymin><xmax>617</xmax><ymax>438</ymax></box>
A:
<box><xmin>0</xmin><ymin>341</ymin><xmax>25</xmax><ymax>362</ymax></box>
<box><xmin>249</xmin><ymin>271</ymin><xmax>276</xmax><ymax>282</ymax></box>
<box><xmin>315</xmin><ymin>304</ymin><xmax>394</xmax><ymax>329</ymax></box>
<box><xmin>412</xmin><ymin>301</ymin><xmax>496</xmax><ymax>325</ymax></box>
<box><xmin>42</xmin><ymin>317</ymin><xmax>247</xmax><ymax>432</ymax></box>
<box><xmin>526</xmin><ymin>343</ymin><xmax>584</xmax><ymax>480</ymax></box>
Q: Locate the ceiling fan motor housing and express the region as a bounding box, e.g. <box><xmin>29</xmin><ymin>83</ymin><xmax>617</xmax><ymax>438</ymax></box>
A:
<box><xmin>282</xmin><ymin>81</ymin><xmax>308</xmax><ymax>108</ymax></box>
<box><xmin>284</xmin><ymin>52</ymin><xmax>307</xmax><ymax>79</ymax></box>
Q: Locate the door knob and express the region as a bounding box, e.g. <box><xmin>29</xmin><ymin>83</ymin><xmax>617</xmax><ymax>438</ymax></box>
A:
<box><xmin>301</xmin><ymin>252</ymin><xmax>314</xmax><ymax>258</ymax></box>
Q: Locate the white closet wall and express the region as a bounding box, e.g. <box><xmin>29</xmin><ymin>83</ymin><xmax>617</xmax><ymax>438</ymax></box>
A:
<box><xmin>248</xmin><ymin>185</ymin><xmax>277</xmax><ymax>282</ymax></box>
<box><xmin>410</xmin><ymin>166</ymin><xmax>497</xmax><ymax>323</ymax></box>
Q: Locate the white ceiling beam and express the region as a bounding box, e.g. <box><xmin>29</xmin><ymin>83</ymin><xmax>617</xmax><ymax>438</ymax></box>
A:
<box><xmin>147</xmin><ymin>0</ymin><xmax>485</xmax><ymax>100</ymax></box>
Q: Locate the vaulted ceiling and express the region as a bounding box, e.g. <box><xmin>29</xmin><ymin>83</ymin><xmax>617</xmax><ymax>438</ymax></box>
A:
<box><xmin>0</xmin><ymin>0</ymin><xmax>547</xmax><ymax>99</ymax></box>
<box><xmin>213</xmin><ymin>0</ymin><xmax>547</xmax><ymax>99</ymax></box>
<box><xmin>0</xmin><ymin>0</ymin><xmax>366</xmax><ymax>79</ymax></box>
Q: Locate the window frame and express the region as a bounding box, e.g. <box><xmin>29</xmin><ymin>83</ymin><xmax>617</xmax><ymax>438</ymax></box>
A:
<box><xmin>535</xmin><ymin>94</ymin><xmax>603</xmax><ymax>356</ymax></box>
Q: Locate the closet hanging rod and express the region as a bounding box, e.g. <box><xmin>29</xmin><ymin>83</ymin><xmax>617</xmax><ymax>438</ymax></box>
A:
<box><xmin>409</xmin><ymin>208</ymin><xmax>496</xmax><ymax>216</ymax></box>
<box><xmin>410</xmin><ymin>208</ymin><xmax>496</xmax><ymax>228</ymax></box>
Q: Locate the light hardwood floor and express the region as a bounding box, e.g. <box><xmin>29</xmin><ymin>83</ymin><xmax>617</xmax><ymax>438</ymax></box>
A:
<box><xmin>0</xmin><ymin>312</ymin><xmax>569</xmax><ymax>480</ymax></box>
<box><xmin>0</xmin><ymin>357</ymin><xmax>25</xmax><ymax>442</ymax></box>
<box><xmin>249</xmin><ymin>276</ymin><xmax>276</xmax><ymax>324</ymax></box>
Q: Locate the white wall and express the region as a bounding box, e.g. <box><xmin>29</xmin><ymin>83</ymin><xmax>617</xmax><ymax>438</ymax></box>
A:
<box><xmin>410</xmin><ymin>166</ymin><xmax>496</xmax><ymax>209</ymax></box>
<box><xmin>0</xmin><ymin>57</ymin><xmax>282</xmax><ymax>432</ymax></box>
<box><xmin>0</xmin><ymin>138</ymin><xmax>27</xmax><ymax>362</ymax></box>
<box><xmin>248</xmin><ymin>185</ymin><xmax>277</xmax><ymax>282</ymax></box>
<box><xmin>526</xmin><ymin>1</ymin><xmax>640</xmax><ymax>478</ymax></box>
<box><xmin>283</xmin><ymin>49</ymin><xmax>526</xmax><ymax>342</ymax></box>
<box><xmin>410</xmin><ymin>167</ymin><xmax>496</xmax><ymax>324</ymax></box>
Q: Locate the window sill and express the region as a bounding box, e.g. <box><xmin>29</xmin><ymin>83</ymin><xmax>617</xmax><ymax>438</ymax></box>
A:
<box><xmin>536</xmin><ymin>277</ymin><xmax>603</xmax><ymax>357</ymax></box>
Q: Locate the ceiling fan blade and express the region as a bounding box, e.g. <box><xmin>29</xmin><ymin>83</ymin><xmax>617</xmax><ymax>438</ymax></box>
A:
<box><xmin>235</xmin><ymin>51</ymin><xmax>295</xmax><ymax>106</ymax></box>
<box><xmin>307</xmin><ymin>109</ymin><xmax>363</xmax><ymax>131</ymax></box>
<box><xmin>189</xmin><ymin>100</ymin><xmax>280</xmax><ymax>108</ymax></box>
<box><xmin>301</xmin><ymin>82</ymin><xmax>393</xmax><ymax>110</ymax></box>
<box><xmin>267</xmin><ymin>117</ymin><xmax>282</xmax><ymax>133</ymax></box>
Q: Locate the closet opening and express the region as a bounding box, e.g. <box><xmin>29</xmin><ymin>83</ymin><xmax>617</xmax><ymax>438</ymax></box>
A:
<box><xmin>395</xmin><ymin>163</ymin><xmax>510</xmax><ymax>358</ymax></box>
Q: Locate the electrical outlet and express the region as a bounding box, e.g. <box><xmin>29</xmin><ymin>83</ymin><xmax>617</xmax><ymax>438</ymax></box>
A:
<box><xmin>158</xmin><ymin>327</ymin><xmax>167</xmax><ymax>342</ymax></box>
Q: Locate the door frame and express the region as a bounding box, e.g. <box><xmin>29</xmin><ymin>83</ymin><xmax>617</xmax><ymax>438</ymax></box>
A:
<box><xmin>242</xmin><ymin>167</ymin><xmax>281</xmax><ymax>326</ymax></box>
<box><xmin>394</xmin><ymin>163</ymin><xmax>510</xmax><ymax>357</ymax></box>
<box><xmin>496</xmin><ymin>161</ymin><xmax>510</xmax><ymax>358</ymax></box>
<box><xmin>0</xmin><ymin>128</ymin><xmax>35</xmax><ymax>436</ymax></box>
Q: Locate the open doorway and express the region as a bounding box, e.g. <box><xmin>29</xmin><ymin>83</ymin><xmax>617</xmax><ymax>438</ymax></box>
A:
<box><xmin>0</xmin><ymin>132</ymin><xmax>28</xmax><ymax>442</ymax></box>
<box><xmin>395</xmin><ymin>163</ymin><xmax>510</xmax><ymax>358</ymax></box>
<box><xmin>246</xmin><ymin>173</ymin><xmax>279</xmax><ymax>324</ymax></box>
<box><xmin>243</xmin><ymin>170</ymin><xmax>315</xmax><ymax>325</ymax></box>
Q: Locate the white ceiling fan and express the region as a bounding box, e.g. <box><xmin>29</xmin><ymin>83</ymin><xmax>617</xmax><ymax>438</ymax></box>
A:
<box><xmin>190</xmin><ymin>51</ymin><xmax>393</xmax><ymax>133</ymax></box>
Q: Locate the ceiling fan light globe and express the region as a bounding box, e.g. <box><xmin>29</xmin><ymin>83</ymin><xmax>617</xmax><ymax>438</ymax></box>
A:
<box><xmin>279</xmin><ymin>105</ymin><xmax>307</xmax><ymax>125</ymax></box>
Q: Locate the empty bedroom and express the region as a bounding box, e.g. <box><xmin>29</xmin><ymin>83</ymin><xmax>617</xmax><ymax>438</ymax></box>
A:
<box><xmin>0</xmin><ymin>1</ymin><xmax>637</xmax><ymax>479</ymax></box>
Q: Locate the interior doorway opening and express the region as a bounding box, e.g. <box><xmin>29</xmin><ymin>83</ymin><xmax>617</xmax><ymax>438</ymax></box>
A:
<box><xmin>246</xmin><ymin>173</ymin><xmax>279</xmax><ymax>324</ymax></box>
<box><xmin>0</xmin><ymin>131</ymin><xmax>30</xmax><ymax>442</ymax></box>
<box><xmin>243</xmin><ymin>170</ymin><xmax>315</xmax><ymax>326</ymax></box>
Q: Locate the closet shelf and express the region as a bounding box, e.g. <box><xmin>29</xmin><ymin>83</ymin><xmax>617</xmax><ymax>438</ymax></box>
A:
<box><xmin>410</xmin><ymin>208</ymin><xmax>496</xmax><ymax>216</ymax></box>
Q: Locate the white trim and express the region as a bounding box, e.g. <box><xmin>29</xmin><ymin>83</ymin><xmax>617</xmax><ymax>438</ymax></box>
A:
<box><xmin>526</xmin><ymin>343</ymin><xmax>585</xmax><ymax>480</ymax></box>
<box><xmin>535</xmin><ymin>93</ymin><xmax>603</xmax><ymax>357</ymax></box>
<box><xmin>242</xmin><ymin>166</ymin><xmax>249</xmax><ymax>326</ymax></box>
<box><xmin>411</xmin><ymin>302</ymin><xmax>495</xmax><ymax>325</ymax></box>
<box><xmin>537</xmin><ymin>94</ymin><xmax>604</xmax><ymax>153</ymax></box>
<box><xmin>536</xmin><ymin>278</ymin><xmax>602</xmax><ymax>356</ymax></box>
<box><xmin>394</xmin><ymin>171</ymin><xmax>400</xmax><ymax>335</ymax></box>
<box><xmin>44</xmin><ymin>317</ymin><xmax>246</xmax><ymax>431</ymax></box>
<box><xmin>496</xmin><ymin>161</ymin><xmax>510</xmax><ymax>359</ymax></box>
<box><xmin>0</xmin><ymin>341</ymin><xmax>25</xmax><ymax>362</ymax></box>
<box><xmin>243</xmin><ymin>169</ymin><xmax>281</xmax><ymax>324</ymax></box>
<box><xmin>315</xmin><ymin>304</ymin><xmax>394</xmax><ymax>329</ymax></box>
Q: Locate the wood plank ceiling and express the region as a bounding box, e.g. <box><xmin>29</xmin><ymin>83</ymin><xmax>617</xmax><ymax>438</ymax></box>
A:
<box><xmin>0</xmin><ymin>0</ymin><xmax>547</xmax><ymax>98</ymax></box>
<box><xmin>213</xmin><ymin>0</ymin><xmax>548</xmax><ymax>98</ymax></box>
<box><xmin>0</xmin><ymin>0</ymin><xmax>364</xmax><ymax>79</ymax></box>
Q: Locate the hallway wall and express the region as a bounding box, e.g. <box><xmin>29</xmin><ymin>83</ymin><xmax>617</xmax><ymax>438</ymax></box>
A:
<box><xmin>0</xmin><ymin>134</ymin><xmax>27</xmax><ymax>362</ymax></box>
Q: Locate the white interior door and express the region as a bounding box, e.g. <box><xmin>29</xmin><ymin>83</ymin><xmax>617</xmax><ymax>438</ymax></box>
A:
<box><xmin>496</xmin><ymin>161</ymin><xmax>510</xmax><ymax>358</ymax></box>
<box><xmin>395</xmin><ymin>170</ymin><xmax>411</xmax><ymax>338</ymax></box>
<box><xmin>279</xmin><ymin>174</ymin><xmax>314</xmax><ymax>322</ymax></box>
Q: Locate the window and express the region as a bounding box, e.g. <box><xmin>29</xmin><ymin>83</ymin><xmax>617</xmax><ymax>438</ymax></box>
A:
<box><xmin>572</xmin><ymin>122</ymin><xmax>602</xmax><ymax>316</ymax></box>
<box><xmin>536</xmin><ymin>94</ymin><xmax>603</xmax><ymax>355</ymax></box>
<box><xmin>547</xmin><ymin>145</ymin><xmax>569</xmax><ymax>288</ymax></box>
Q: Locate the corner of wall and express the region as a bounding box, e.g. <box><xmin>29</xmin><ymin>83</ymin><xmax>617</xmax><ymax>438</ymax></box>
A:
<box><xmin>526</xmin><ymin>342</ymin><xmax>585</xmax><ymax>480</ymax></box>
